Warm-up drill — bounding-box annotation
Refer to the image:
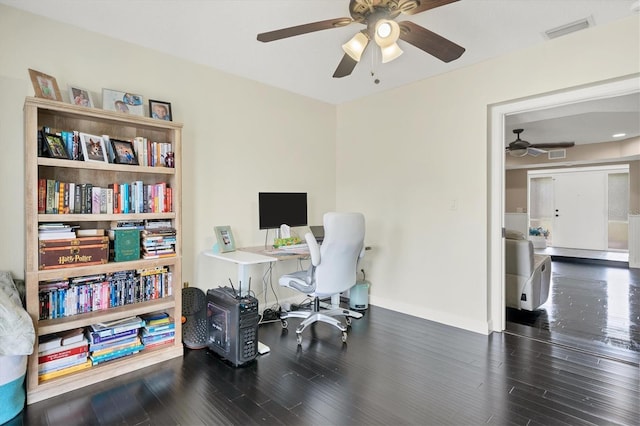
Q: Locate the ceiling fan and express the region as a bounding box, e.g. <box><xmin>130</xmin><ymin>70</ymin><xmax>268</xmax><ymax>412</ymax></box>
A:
<box><xmin>256</xmin><ymin>0</ymin><xmax>466</xmax><ymax>78</ymax></box>
<box><xmin>506</xmin><ymin>129</ymin><xmax>576</xmax><ymax>157</ymax></box>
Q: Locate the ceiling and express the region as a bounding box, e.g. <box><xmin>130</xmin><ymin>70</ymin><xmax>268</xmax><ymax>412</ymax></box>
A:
<box><xmin>2</xmin><ymin>0</ymin><xmax>639</xmax><ymax>146</ymax></box>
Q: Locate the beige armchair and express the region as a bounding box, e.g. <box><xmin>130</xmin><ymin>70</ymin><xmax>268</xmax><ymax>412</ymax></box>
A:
<box><xmin>505</xmin><ymin>230</ymin><xmax>551</xmax><ymax>311</ymax></box>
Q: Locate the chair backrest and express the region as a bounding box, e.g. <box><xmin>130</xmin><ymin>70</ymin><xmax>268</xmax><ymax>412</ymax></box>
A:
<box><xmin>313</xmin><ymin>212</ymin><xmax>365</xmax><ymax>297</ymax></box>
<box><xmin>505</xmin><ymin>237</ymin><xmax>535</xmax><ymax>277</ymax></box>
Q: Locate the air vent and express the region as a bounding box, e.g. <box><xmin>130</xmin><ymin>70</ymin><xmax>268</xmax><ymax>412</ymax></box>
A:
<box><xmin>544</xmin><ymin>17</ymin><xmax>593</xmax><ymax>39</ymax></box>
<box><xmin>548</xmin><ymin>149</ymin><xmax>566</xmax><ymax>160</ymax></box>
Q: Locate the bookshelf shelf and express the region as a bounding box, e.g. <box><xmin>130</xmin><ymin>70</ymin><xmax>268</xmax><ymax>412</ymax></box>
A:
<box><xmin>37</xmin><ymin>297</ymin><xmax>177</xmax><ymax>336</ymax></box>
<box><xmin>38</xmin><ymin>157</ymin><xmax>176</xmax><ymax>174</ymax></box>
<box><xmin>24</xmin><ymin>97</ymin><xmax>183</xmax><ymax>404</ymax></box>
<box><xmin>38</xmin><ymin>212</ymin><xmax>176</xmax><ymax>222</ymax></box>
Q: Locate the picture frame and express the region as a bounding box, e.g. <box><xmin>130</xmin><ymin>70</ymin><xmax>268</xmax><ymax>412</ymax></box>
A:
<box><xmin>149</xmin><ymin>99</ymin><xmax>172</xmax><ymax>121</ymax></box>
<box><xmin>68</xmin><ymin>85</ymin><xmax>94</xmax><ymax>108</ymax></box>
<box><xmin>111</xmin><ymin>139</ymin><xmax>138</xmax><ymax>165</ymax></box>
<box><xmin>42</xmin><ymin>133</ymin><xmax>69</xmax><ymax>159</ymax></box>
<box><xmin>79</xmin><ymin>133</ymin><xmax>108</xmax><ymax>163</ymax></box>
<box><xmin>28</xmin><ymin>69</ymin><xmax>62</xmax><ymax>101</ymax></box>
<box><xmin>214</xmin><ymin>226</ymin><xmax>236</xmax><ymax>253</ymax></box>
<box><xmin>102</xmin><ymin>88</ymin><xmax>144</xmax><ymax>116</ymax></box>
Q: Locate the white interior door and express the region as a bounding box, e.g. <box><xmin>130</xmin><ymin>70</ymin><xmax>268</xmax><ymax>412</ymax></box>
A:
<box><xmin>553</xmin><ymin>171</ymin><xmax>607</xmax><ymax>250</ymax></box>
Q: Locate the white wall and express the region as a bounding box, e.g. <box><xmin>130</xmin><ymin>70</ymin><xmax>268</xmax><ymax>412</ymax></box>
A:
<box><xmin>0</xmin><ymin>5</ymin><xmax>336</xmax><ymax>305</ymax></box>
<box><xmin>1</xmin><ymin>5</ymin><xmax>638</xmax><ymax>335</ymax></box>
<box><xmin>336</xmin><ymin>15</ymin><xmax>640</xmax><ymax>333</ymax></box>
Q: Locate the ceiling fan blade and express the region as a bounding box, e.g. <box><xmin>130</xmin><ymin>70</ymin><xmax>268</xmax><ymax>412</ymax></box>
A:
<box><xmin>529</xmin><ymin>142</ymin><xmax>575</xmax><ymax>149</ymax></box>
<box><xmin>527</xmin><ymin>147</ymin><xmax>547</xmax><ymax>157</ymax></box>
<box><xmin>333</xmin><ymin>53</ymin><xmax>359</xmax><ymax>78</ymax></box>
<box><xmin>398</xmin><ymin>21</ymin><xmax>465</xmax><ymax>62</ymax></box>
<box><xmin>401</xmin><ymin>0</ymin><xmax>460</xmax><ymax>16</ymax></box>
<box><xmin>257</xmin><ymin>17</ymin><xmax>353</xmax><ymax>42</ymax></box>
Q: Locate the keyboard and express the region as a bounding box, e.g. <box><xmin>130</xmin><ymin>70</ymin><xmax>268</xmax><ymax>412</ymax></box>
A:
<box><xmin>278</xmin><ymin>243</ymin><xmax>308</xmax><ymax>250</ymax></box>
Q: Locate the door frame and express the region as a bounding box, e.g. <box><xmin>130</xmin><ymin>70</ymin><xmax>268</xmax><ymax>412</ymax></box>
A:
<box><xmin>488</xmin><ymin>75</ymin><xmax>639</xmax><ymax>332</ymax></box>
<box><xmin>528</xmin><ymin>165</ymin><xmax>629</xmax><ymax>250</ymax></box>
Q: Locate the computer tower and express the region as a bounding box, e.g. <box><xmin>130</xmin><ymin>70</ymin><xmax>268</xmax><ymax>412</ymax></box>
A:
<box><xmin>206</xmin><ymin>287</ymin><xmax>259</xmax><ymax>366</ymax></box>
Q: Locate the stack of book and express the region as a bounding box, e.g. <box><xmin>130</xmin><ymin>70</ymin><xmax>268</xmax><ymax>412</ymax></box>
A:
<box><xmin>87</xmin><ymin>316</ymin><xmax>145</xmax><ymax>365</ymax></box>
<box><xmin>38</xmin><ymin>223</ymin><xmax>76</xmax><ymax>241</ymax></box>
<box><xmin>140</xmin><ymin>312</ymin><xmax>175</xmax><ymax>349</ymax></box>
<box><xmin>141</xmin><ymin>226</ymin><xmax>176</xmax><ymax>259</ymax></box>
<box><xmin>38</xmin><ymin>328</ymin><xmax>91</xmax><ymax>381</ymax></box>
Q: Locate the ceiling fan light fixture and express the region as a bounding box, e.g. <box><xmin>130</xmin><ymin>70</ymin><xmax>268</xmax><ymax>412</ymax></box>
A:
<box><xmin>380</xmin><ymin>42</ymin><xmax>403</xmax><ymax>63</ymax></box>
<box><xmin>508</xmin><ymin>149</ymin><xmax>528</xmax><ymax>158</ymax></box>
<box><xmin>342</xmin><ymin>32</ymin><xmax>369</xmax><ymax>61</ymax></box>
<box><xmin>374</xmin><ymin>19</ymin><xmax>400</xmax><ymax>48</ymax></box>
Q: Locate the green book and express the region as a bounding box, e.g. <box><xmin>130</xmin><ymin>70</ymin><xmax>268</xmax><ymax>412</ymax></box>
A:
<box><xmin>111</xmin><ymin>228</ymin><xmax>140</xmax><ymax>262</ymax></box>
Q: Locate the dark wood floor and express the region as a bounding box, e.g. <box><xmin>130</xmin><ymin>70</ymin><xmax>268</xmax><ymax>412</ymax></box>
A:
<box><xmin>16</xmin><ymin>299</ymin><xmax>640</xmax><ymax>426</ymax></box>
<box><xmin>506</xmin><ymin>260</ymin><xmax>640</xmax><ymax>365</ymax></box>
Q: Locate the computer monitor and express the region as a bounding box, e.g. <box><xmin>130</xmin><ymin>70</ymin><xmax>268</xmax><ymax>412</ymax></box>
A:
<box><xmin>258</xmin><ymin>192</ymin><xmax>308</xmax><ymax>230</ymax></box>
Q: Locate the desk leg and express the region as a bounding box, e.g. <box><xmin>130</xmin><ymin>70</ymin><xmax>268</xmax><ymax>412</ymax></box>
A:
<box><xmin>237</xmin><ymin>264</ymin><xmax>249</xmax><ymax>296</ymax></box>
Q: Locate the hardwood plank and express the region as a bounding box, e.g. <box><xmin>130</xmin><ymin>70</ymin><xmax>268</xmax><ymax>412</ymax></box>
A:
<box><xmin>19</xmin><ymin>303</ymin><xmax>639</xmax><ymax>426</ymax></box>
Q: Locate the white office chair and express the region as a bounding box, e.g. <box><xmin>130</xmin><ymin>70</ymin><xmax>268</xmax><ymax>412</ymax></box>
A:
<box><xmin>279</xmin><ymin>212</ymin><xmax>365</xmax><ymax>345</ymax></box>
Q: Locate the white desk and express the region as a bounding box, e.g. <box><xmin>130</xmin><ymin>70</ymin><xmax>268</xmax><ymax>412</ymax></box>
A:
<box><xmin>203</xmin><ymin>249</ymin><xmax>278</xmax><ymax>296</ymax></box>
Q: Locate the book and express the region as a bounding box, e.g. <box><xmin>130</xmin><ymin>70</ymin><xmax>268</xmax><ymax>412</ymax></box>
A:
<box><xmin>143</xmin><ymin>321</ymin><xmax>175</xmax><ymax>335</ymax></box>
<box><xmin>39</xmin><ymin>342</ymin><xmax>88</xmax><ymax>363</ymax></box>
<box><xmin>38</xmin><ymin>328</ymin><xmax>85</xmax><ymax>351</ymax></box>
<box><xmin>88</xmin><ymin>327</ymin><xmax>139</xmax><ymax>345</ymax></box>
<box><xmin>38</xmin><ymin>352</ymin><xmax>88</xmax><ymax>373</ymax></box>
<box><xmin>38</xmin><ymin>336</ymin><xmax>87</xmax><ymax>356</ymax></box>
<box><xmin>38</xmin><ymin>359</ymin><xmax>92</xmax><ymax>382</ymax></box>
<box><xmin>140</xmin><ymin>312</ymin><xmax>170</xmax><ymax>325</ymax></box>
<box><xmin>90</xmin><ymin>316</ymin><xmax>144</xmax><ymax>336</ymax></box>
<box><xmin>141</xmin><ymin>330</ymin><xmax>175</xmax><ymax>345</ymax></box>
<box><xmin>90</xmin><ymin>344</ymin><xmax>144</xmax><ymax>364</ymax></box>
<box><xmin>90</xmin><ymin>336</ymin><xmax>142</xmax><ymax>358</ymax></box>
<box><xmin>59</xmin><ymin>328</ymin><xmax>86</xmax><ymax>345</ymax></box>
<box><xmin>77</xmin><ymin>228</ymin><xmax>105</xmax><ymax>237</ymax></box>
<box><xmin>144</xmin><ymin>338</ymin><xmax>175</xmax><ymax>350</ymax></box>
<box><xmin>88</xmin><ymin>335</ymin><xmax>140</xmax><ymax>353</ymax></box>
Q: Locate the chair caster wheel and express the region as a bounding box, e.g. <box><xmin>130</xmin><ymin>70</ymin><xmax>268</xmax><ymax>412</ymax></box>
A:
<box><xmin>281</xmin><ymin>319</ymin><xmax>288</xmax><ymax>329</ymax></box>
<box><xmin>341</xmin><ymin>332</ymin><xmax>348</xmax><ymax>343</ymax></box>
<box><xmin>296</xmin><ymin>334</ymin><xmax>302</xmax><ymax>345</ymax></box>
<box><xmin>345</xmin><ymin>317</ymin><xmax>352</xmax><ymax>326</ymax></box>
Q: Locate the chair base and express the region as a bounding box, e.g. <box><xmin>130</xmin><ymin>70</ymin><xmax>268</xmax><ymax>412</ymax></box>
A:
<box><xmin>281</xmin><ymin>301</ymin><xmax>363</xmax><ymax>344</ymax></box>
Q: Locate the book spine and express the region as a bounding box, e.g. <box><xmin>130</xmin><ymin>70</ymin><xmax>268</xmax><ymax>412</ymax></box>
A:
<box><xmin>38</xmin><ymin>178</ymin><xmax>46</xmax><ymax>214</ymax></box>
<box><xmin>90</xmin><ymin>344</ymin><xmax>144</xmax><ymax>364</ymax></box>
<box><xmin>45</xmin><ymin>179</ymin><xmax>55</xmax><ymax>214</ymax></box>
<box><xmin>89</xmin><ymin>327</ymin><xmax>138</xmax><ymax>344</ymax></box>
<box><xmin>38</xmin><ymin>352</ymin><xmax>88</xmax><ymax>371</ymax></box>
<box><xmin>38</xmin><ymin>359</ymin><xmax>91</xmax><ymax>381</ymax></box>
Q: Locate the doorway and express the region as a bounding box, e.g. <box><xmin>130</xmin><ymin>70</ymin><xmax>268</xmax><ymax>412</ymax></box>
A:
<box><xmin>488</xmin><ymin>75</ymin><xmax>640</xmax><ymax>332</ymax></box>
<box><xmin>528</xmin><ymin>165</ymin><xmax>630</xmax><ymax>251</ymax></box>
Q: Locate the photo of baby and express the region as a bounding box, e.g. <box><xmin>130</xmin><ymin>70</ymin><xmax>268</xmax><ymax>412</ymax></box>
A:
<box><xmin>149</xmin><ymin>100</ymin><xmax>172</xmax><ymax>121</ymax></box>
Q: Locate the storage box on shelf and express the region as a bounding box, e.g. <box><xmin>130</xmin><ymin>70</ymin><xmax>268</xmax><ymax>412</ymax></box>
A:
<box><xmin>24</xmin><ymin>97</ymin><xmax>183</xmax><ymax>404</ymax></box>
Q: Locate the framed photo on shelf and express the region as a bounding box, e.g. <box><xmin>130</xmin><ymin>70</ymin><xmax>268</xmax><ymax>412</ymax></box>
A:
<box><xmin>102</xmin><ymin>89</ymin><xmax>144</xmax><ymax>116</ymax></box>
<box><xmin>79</xmin><ymin>133</ymin><xmax>108</xmax><ymax>162</ymax></box>
<box><xmin>42</xmin><ymin>133</ymin><xmax>69</xmax><ymax>159</ymax></box>
<box><xmin>28</xmin><ymin>69</ymin><xmax>62</xmax><ymax>101</ymax></box>
<box><xmin>68</xmin><ymin>85</ymin><xmax>94</xmax><ymax>108</ymax></box>
<box><xmin>149</xmin><ymin>99</ymin><xmax>172</xmax><ymax>121</ymax></box>
<box><xmin>111</xmin><ymin>139</ymin><xmax>138</xmax><ymax>165</ymax></box>
<box><xmin>214</xmin><ymin>226</ymin><xmax>236</xmax><ymax>253</ymax></box>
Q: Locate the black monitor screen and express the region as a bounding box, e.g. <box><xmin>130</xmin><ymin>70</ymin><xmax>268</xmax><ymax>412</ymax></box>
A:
<box><xmin>258</xmin><ymin>192</ymin><xmax>308</xmax><ymax>230</ymax></box>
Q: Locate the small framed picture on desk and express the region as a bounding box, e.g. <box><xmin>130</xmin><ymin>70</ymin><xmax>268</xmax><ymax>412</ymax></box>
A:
<box><xmin>214</xmin><ymin>226</ymin><xmax>236</xmax><ymax>252</ymax></box>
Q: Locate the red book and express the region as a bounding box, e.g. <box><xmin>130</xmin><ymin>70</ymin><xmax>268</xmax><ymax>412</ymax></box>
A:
<box><xmin>38</xmin><ymin>178</ymin><xmax>46</xmax><ymax>214</ymax></box>
<box><xmin>39</xmin><ymin>343</ymin><xmax>89</xmax><ymax>363</ymax></box>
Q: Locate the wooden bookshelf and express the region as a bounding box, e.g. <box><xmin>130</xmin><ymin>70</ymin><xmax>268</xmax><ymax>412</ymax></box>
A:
<box><xmin>23</xmin><ymin>97</ymin><xmax>183</xmax><ymax>404</ymax></box>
